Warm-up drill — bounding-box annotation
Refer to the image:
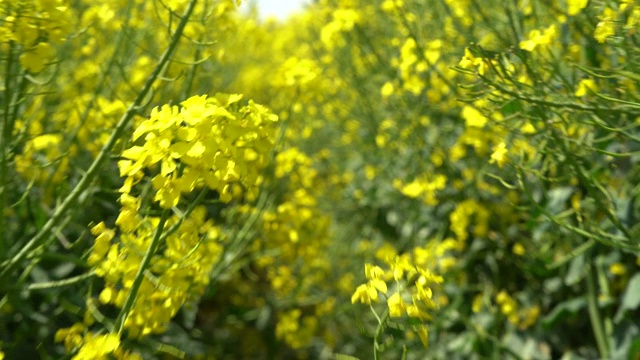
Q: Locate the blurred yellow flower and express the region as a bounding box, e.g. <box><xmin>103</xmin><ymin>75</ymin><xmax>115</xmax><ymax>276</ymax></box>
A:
<box><xmin>519</xmin><ymin>25</ymin><xmax>557</xmax><ymax>52</ymax></box>
<box><xmin>568</xmin><ymin>0</ymin><xmax>588</xmax><ymax>15</ymax></box>
<box><xmin>19</xmin><ymin>42</ymin><xmax>54</xmax><ymax>73</ymax></box>
<box><xmin>489</xmin><ymin>142</ymin><xmax>508</xmax><ymax>168</ymax></box>
<box><xmin>610</xmin><ymin>263</ymin><xmax>627</xmax><ymax>276</ymax></box>
<box><xmin>575</xmin><ymin>78</ymin><xmax>599</xmax><ymax>96</ymax></box>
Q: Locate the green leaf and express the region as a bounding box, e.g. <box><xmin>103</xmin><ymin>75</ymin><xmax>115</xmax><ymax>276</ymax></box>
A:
<box><xmin>501</xmin><ymin>99</ymin><xmax>523</xmax><ymax>116</ymax></box>
<box><xmin>565</xmin><ymin>253</ymin><xmax>586</xmax><ymax>286</ymax></box>
<box><xmin>546</xmin><ymin>187</ymin><xmax>574</xmax><ymax>214</ymax></box>
<box><xmin>614</xmin><ymin>273</ymin><xmax>640</xmax><ymax>323</ymax></box>
<box><xmin>333</xmin><ymin>354</ymin><xmax>360</xmax><ymax>360</ymax></box>
<box><xmin>627</xmin><ymin>336</ymin><xmax>640</xmax><ymax>360</ymax></box>
<box><xmin>560</xmin><ymin>351</ymin><xmax>588</xmax><ymax>360</ymax></box>
<box><xmin>541</xmin><ymin>296</ymin><xmax>587</xmax><ymax>329</ymax></box>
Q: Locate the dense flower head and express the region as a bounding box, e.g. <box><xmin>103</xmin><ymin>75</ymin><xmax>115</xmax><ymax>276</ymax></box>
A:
<box><xmin>119</xmin><ymin>94</ymin><xmax>279</xmax><ymax>207</ymax></box>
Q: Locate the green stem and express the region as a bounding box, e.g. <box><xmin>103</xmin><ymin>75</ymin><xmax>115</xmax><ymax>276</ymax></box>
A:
<box><xmin>26</xmin><ymin>270</ymin><xmax>96</xmax><ymax>291</ymax></box>
<box><xmin>586</xmin><ymin>260</ymin><xmax>610</xmax><ymax>359</ymax></box>
<box><xmin>114</xmin><ymin>209</ymin><xmax>170</xmax><ymax>336</ymax></box>
<box><xmin>0</xmin><ymin>40</ymin><xmax>16</xmax><ymax>258</ymax></box>
<box><xmin>546</xmin><ymin>239</ymin><xmax>595</xmax><ymax>270</ymax></box>
<box><xmin>0</xmin><ymin>0</ymin><xmax>199</xmax><ymax>282</ymax></box>
<box><xmin>370</xmin><ymin>306</ymin><xmax>388</xmax><ymax>360</ymax></box>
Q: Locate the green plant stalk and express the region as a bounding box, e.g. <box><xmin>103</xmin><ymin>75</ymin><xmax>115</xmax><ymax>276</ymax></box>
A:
<box><xmin>0</xmin><ymin>39</ymin><xmax>16</xmax><ymax>258</ymax></box>
<box><xmin>370</xmin><ymin>305</ymin><xmax>388</xmax><ymax>360</ymax></box>
<box><xmin>546</xmin><ymin>238</ymin><xmax>595</xmax><ymax>270</ymax></box>
<box><xmin>516</xmin><ymin>167</ymin><xmax>636</xmax><ymax>251</ymax></box>
<box><xmin>0</xmin><ymin>0</ymin><xmax>199</xmax><ymax>282</ymax></box>
<box><xmin>26</xmin><ymin>270</ymin><xmax>97</xmax><ymax>291</ymax></box>
<box><xmin>114</xmin><ymin>208</ymin><xmax>170</xmax><ymax>336</ymax></box>
<box><xmin>586</xmin><ymin>261</ymin><xmax>610</xmax><ymax>359</ymax></box>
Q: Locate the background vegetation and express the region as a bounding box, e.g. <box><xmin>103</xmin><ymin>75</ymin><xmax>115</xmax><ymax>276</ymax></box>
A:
<box><xmin>1</xmin><ymin>0</ymin><xmax>639</xmax><ymax>359</ymax></box>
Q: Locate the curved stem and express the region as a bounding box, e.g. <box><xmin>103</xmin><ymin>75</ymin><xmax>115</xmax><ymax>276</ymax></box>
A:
<box><xmin>26</xmin><ymin>270</ymin><xmax>96</xmax><ymax>291</ymax></box>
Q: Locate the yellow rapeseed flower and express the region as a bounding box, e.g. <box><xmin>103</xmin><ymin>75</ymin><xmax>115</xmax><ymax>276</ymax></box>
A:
<box><xmin>519</xmin><ymin>25</ymin><xmax>557</xmax><ymax>52</ymax></box>
<box><xmin>72</xmin><ymin>333</ymin><xmax>120</xmax><ymax>360</ymax></box>
<box><xmin>568</xmin><ymin>0</ymin><xmax>589</xmax><ymax>16</ymax></box>
<box><xmin>489</xmin><ymin>142</ymin><xmax>509</xmax><ymax>168</ymax></box>
<box><xmin>575</xmin><ymin>78</ymin><xmax>599</xmax><ymax>96</ymax></box>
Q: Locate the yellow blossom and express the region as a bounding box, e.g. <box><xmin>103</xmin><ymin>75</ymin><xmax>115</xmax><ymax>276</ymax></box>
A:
<box><xmin>610</xmin><ymin>263</ymin><xmax>627</xmax><ymax>276</ymax></box>
<box><xmin>19</xmin><ymin>42</ymin><xmax>54</xmax><ymax>73</ymax></box>
<box><xmin>575</xmin><ymin>78</ymin><xmax>598</xmax><ymax>96</ymax></box>
<box><xmin>416</xmin><ymin>325</ymin><xmax>429</xmax><ymax>348</ymax></box>
<box><xmin>568</xmin><ymin>0</ymin><xmax>589</xmax><ymax>15</ymax></box>
<box><xmin>512</xmin><ymin>243</ymin><xmax>526</xmax><ymax>256</ymax></box>
<box><xmin>462</xmin><ymin>106</ymin><xmax>488</xmax><ymax>128</ymax></box>
<box><xmin>594</xmin><ymin>8</ymin><xmax>617</xmax><ymax>43</ymax></box>
<box><xmin>387</xmin><ymin>292</ymin><xmax>406</xmax><ymax>317</ymax></box>
<box><xmin>519</xmin><ymin>25</ymin><xmax>557</xmax><ymax>52</ymax></box>
<box><xmin>72</xmin><ymin>333</ymin><xmax>120</xmax><ymax>360</ymax></box>
<box><xmin>489</xmin><ymin>142</ymin><xmax>509</xmax><ymax>168</ymax></box>
<box><xmin>351</xmin><ymin>283</ymin><xmax>379</xmax><ymax>304</ymax></box>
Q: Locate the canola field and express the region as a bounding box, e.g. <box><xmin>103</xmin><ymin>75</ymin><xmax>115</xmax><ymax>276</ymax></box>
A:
<box><xmin>1</xmin><ymin>0</ymin><xmax>640</xmax><ymax>359</ymax></box>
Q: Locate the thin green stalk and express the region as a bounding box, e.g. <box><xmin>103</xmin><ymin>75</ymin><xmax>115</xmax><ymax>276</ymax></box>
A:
<box><xmin>0</xmin><ymin>39</ymin><xmax>16</xmax><ymax>258</ymax></box>
<box><xmin>370</xmin><ymin>306</ymin><xmax>388</xmax><ymax>360</ymax></box>
<box><xmin>516</xmin><ymin>167</ymin><xmax>636</xmax><ymax>251</ymax></box>
<box><xmin>546</xmin><ymin>238</ymin><xmax>595</xmax><ymax>270</ymax></box>
<box><xmin>0</xmin><ymin>0</ymin><xmax>199</xmax><ymax>282</ymax></box>
<box><xmin>114</xmin><ymin>209</ymin><xmax>170</xmax><ymax>336</ymax></box>
<box><xmin>586</xmin><ymin>261</ymin><xmax>610</xmax><ymax>359</ymax></box>
<box><xmin>27</xmin><ymin>270</ymin><xmax>96</xmax><ymax>291</ymax></box>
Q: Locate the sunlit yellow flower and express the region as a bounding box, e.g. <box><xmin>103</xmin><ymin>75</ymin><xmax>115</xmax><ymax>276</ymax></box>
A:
<box><xmin>594</xmin><ymin>8</ymin><xmax>617</xmax><ymax>43</ymax></box>
<box><xmin>489</xmin><ymin>142</ymin><xmax>509</xmax><ymax>168</ymax></box>
<box><xmin>72</xmin><ymin>333</ymin><xmax>120</xmax><ymax>360</ymax></box>
<box><xmin>519</xmin><ymin>25</ymin><xmax>557</xmax><ymax>52</ymax></box>
<box><xmin>568</xmin><ymin>0</ymin><xmax>588</xmax><ymax>15</ymax></box>
<box><xmin>610</xmin><ymin>263</ymin><xmax>627</xmax><ymax>276</ymax></box>
<box><xmin>387</xmin><ymin>292</ymin><xmax>406</xmax><ymax>317</ymax></box>
<box><xmin>575</xmin><ymin>78</ymin><xmax>599</xmax><ymax>96</ymax></box>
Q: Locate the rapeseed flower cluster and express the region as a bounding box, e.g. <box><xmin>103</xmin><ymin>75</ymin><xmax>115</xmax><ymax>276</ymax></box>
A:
<box><xmin>55</xmin><ymin>94</ymin><xmax>279</xmax><ymax>356</ymax></box>
<box><xmin>494</xmin><ymin>290</ymin><xmax>541</xmax><ymax>330</ymax></box>
<box><xmin>119</xmin><ymin>94</ymin><xmax>278</xmax><ymax>206</ymax></box>
<box><xmin>0</xmin><ymin>0</ymin><xmax>72</xmax><ymax>73</ymax></box>
<box><xmin>352</xmin><ymin>246</ymin><xmax>444</xmax><ymax>348</ymax></box>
